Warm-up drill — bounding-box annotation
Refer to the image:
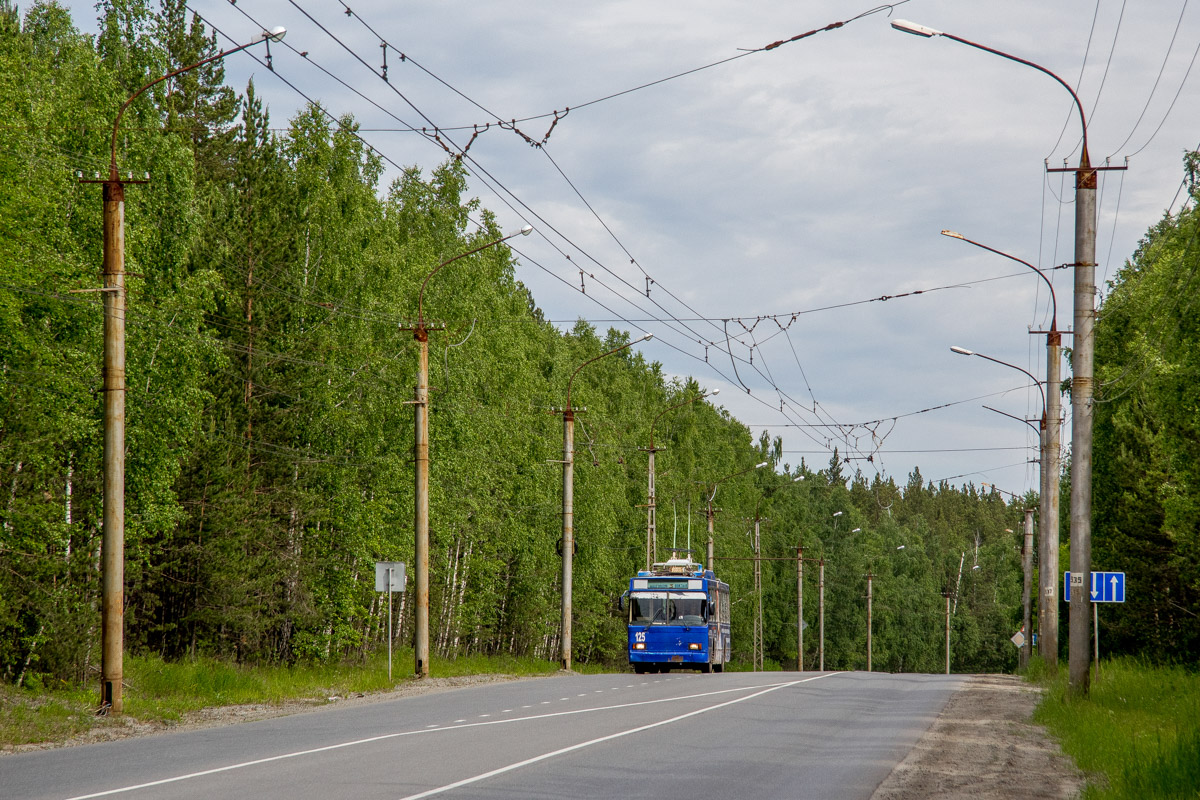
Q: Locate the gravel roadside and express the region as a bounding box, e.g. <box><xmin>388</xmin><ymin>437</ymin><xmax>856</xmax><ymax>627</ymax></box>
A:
<box><xmin>871</xmin><ymin>673</ymin><xmax>1087</xmax><ymax>800</ymax></box>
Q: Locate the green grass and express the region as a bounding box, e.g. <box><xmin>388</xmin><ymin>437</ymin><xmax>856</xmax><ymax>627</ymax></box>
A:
<box><xmin>1</xmin><ymin>649</ymin><xmax>570</xmax><ymax>748</ymax></box>
<box><xmin>1033</xmin><ymin>656</ymin><xmax>1200</xmax><ymax>799</ymax></box>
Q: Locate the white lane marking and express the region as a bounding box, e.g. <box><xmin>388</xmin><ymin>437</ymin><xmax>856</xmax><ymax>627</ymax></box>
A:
<box><xmin>62</xmin><ymin>675</ymin><xmax>842</xmax><ymax>800</ymax></box>
<box><xmin>396</xmin><ymin>673</ymin><xmax>839</xmax><ymax>800</ymax></box>
<box><xmin>454</xmin><ymin>719</ymin><xmax>466</xmax><ymax>723</ymax></box>
<box><xmin>540</xmin><ymin>701</ymin><xmax>550</xmax><ymax>705</ymax></box>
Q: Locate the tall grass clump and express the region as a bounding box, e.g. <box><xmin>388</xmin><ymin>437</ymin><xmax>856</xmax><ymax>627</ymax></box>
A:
<box><xmin>1033</xmin><ymin>656</ymin><xmax>1200</xmax><ymax>799</ymax></box>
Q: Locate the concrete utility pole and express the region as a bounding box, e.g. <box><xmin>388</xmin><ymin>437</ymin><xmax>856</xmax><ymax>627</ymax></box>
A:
<box><xmin>558</xmin><ymin>334</ymin><xmax>652</xmax><ymax>670</ymax></box>
<box><xmin>644</xmin><ymin>390</ymin><xmax>717</xmax><ymax>571</ymax></box>
<box><xmin>797</xmin><ymin>544</ymin><xmax>804</xmax><ymax>671</ymax></box>
<box><xmin>90</xmin><ymin>27</ymin><xmax>284</xmax><ymax>713</ymax></box>
<box><xmin>819</xmin><ymin>559</ymin><xmax>826</xmax><ymax>671</ymax></box>
<box><xmin>866</xmin><ymin>570</ymin><xmax>874</xmax><ymax>672</ymax></box>
<box><xmin>943</xmin><ymin>232</ymin><xmax>1063</xmax><ymax>665</ymax></box>
<box><xmin>412</xmin><ymin>225</ymin><xmax>532</xmax><ymax>678</ymax></box>
<box><xmin>892</xmin><ymin>15</ymin><xmax>1126</xmax><ymax>696</ymax></box>
<box><xmin>1022</xmin><ymin>508</ymin><xmax>1035</xmax><ymax>669</ymax></box>
<box><xmin>754</xmin><ymin>515</ymin><xmax>763</xmax><ymax>671</ymax></box>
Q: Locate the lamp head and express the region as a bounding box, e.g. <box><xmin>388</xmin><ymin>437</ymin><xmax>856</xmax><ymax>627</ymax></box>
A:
<box><xmin>265</xmin><ymin>26</ymin><xmax>287</xmax><ymax>42</ymax></box>
<box><xmin>754</xmin><ymin>461</ymin><xmax>768</xmax><ymax>469</ymax></box>
<box><xmin>641</xmin><ymin>332</ymin><xmax>654</xmax><ymax>342</ymax></box>
<box><xmin>897</xmin><ymin>545</ymin><xmax>906</xmax><ymax>550</ymax></box>
<box><xmin>519</xmin><ymin>225</ymin><xmax>533</xmax><ymax>236</ymax></box>
<box><xmin>941</xmin><ymin>230</ymin><xmax>965</xmax><ymax>240</ymax></box>
<box><xmin>891</xmin><ymin>19</ymin><xmax>942</xmax><ymax>37</ymax></box>
<box><xmin>950</xmin><ymin>346</ymin><xmax>974</xmax><ymax>356</ymax></box>
<box><xmin>707</xmin><ymin>388</ymin><xmax>720</xmax><ymax>397</ymax></box>
<box><xmin>851</xmin><ymin>528</ymin><xmax>861</xmax><ymax>533</ymax></box>
<box><xmin>832</xmin><ymin>511</ymin><xmax>843</xmax><ymax>517</ymax></box>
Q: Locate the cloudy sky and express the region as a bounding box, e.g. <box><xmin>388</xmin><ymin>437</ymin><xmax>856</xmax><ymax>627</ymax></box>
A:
<box><xmin>65</xmin><ymin>0</ymin><xmax>1200</xmax><ymax>495</ymax></box>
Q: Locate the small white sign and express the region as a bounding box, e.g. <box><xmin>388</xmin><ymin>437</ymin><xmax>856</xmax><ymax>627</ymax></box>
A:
<box><xmin>1010</xmin><ymin>631</ymin><xmax>1025</xmax><ymax>648</ymax></box>
<box><xmin>375</xmin><ymin>562</ymin><xmax>406</xmax><ymax>592</ymax></box>
<box><xmin>1070</xmin><ymin>573</ymin><xmax>1084</xmax><ymax>587</ymax></box>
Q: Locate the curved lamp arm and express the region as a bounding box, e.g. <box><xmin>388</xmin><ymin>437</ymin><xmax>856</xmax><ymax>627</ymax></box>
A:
<box><xmin>708</xmin><ymin>461</ymin><xmax>769</xmax><ymax>505</ymax></box>
<box><xmin>565</xmin><ymin>333</ymin><xmax>654</xmax><ymax>411</ymax></box>
<box><xmin>941</xmin><ymin>230</ymin><xmax>1056</xmax><ymax>330</ymax></box>
<box><xmin>649</xmin><ymin>388</ymin><xmax>719</xmax><ymax>449</ymax></box>
<box><xmin>951</xmin><ymin>346</ymin><xmax>1046</xmax><ymax>423</ymax></box>
<box><xmin>418</xmin><ymin>225</ymin><xmax>532</xmax><ymax>330</ymax></box>
<box><xmin>891</xmin><ymin>20</ymin><xmax>1089</xmax><ymax>164</ymax></box>
<box><xmin>110</xmin><ymin>28</ymin><xmax>286</xmax><ymax>178</ymax></box>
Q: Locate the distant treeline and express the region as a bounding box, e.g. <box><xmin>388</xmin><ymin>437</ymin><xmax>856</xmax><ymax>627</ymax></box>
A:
<box><xmin>1</xmin><ymin>0</ymin><xmax>1195</xmax><ymax>686</ymax></box>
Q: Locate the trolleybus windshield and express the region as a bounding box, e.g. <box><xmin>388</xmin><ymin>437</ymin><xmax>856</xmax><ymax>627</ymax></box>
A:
<box><xmin>628</xmin><ymin>591</ymin><xmax>708</xmax><ymax>626</ymax></box>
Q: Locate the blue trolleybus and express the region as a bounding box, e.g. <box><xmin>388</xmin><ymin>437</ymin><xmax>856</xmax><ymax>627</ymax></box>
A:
<box><xmin>621</xmin><ymin>556</ymin><xmax>731</xmax><ymax>673</ymax></box>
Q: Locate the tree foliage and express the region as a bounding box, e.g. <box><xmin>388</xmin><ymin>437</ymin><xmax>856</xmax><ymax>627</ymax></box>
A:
<box><xmin>1091</xmin><ymin>156</ymin><xmax>1200</xmax><ymax>664</ymax></box>
<box><xmin>0</xmin><ymin>1</ymin><xmax>1117</xmax><ymax>685</ymax></box>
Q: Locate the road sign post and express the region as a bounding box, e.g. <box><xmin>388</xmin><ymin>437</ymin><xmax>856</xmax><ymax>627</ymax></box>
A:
<box><xmin>376</xmin><ymin>562</ymin><xmax>407</xmax><ymax>681</ymax></box>
<box><xmin>1064</xmin><ymin>571</ymin><xmax>1125</xmax><ymax>680</ymax></box>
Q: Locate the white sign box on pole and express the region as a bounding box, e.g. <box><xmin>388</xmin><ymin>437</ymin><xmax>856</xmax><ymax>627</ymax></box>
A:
<box><xmin>376</xmin><ymin>562</ymin><xmax>406</xmax><ymax>592</ymax></box>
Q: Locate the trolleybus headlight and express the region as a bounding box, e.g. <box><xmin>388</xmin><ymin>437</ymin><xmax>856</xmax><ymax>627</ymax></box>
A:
<box><xmin>633</xmin><ymin>643</ymin><xmax>646</xmax><ymax>650</ymax></box>
<box><xmin>688</xmin><ymin>643</ymin><xmax>701</xmax><ymax>650</ymax></box>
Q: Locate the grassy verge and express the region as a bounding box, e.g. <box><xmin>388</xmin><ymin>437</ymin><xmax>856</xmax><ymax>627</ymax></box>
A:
<box><xmin>1032</xmin><ymin>656</ymin><xmax>1200</xmax><ymax>799</ymax></box>
<box><xmin>1</xmin><ymin>649</ymin><xmax>571</xmax><ymax>749</ymax></box>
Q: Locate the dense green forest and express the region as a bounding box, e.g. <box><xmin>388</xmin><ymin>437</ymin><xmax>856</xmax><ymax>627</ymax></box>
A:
<box><xmin>1</xmin><ymin>0</ymin><xmax>1195</xmax><ymax>688</ymax></box>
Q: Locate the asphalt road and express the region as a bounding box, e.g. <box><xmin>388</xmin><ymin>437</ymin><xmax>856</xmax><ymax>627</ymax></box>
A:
<box><xmin>2</xmin><ymin>671</ymin><xmax>965</xmax><ymax>800</ymax></box>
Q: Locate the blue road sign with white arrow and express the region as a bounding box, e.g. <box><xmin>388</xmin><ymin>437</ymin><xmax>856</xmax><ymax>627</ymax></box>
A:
<box><xmin>1064</xmin><ymin>571</ymin><xmax>1126</xmax><ymax>603</ymax></box>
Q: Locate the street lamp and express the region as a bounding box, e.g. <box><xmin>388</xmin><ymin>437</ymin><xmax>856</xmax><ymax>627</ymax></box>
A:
<box><xmin>557</xmin><ymin>332</ymin><xmax>653</xmax><ymax>670</ymax></box>
<box><xmin>893</xmin><ymin>15</ymin><xmax>1113</xmax><ymax>695</ymax></box>
<box><xmin>703</xmin><ymin>461</ymin><xmax>769</xmax><ymax>571</ymax></box>
<box><xmin>94</xmin><ymin>26</ymin><xmax>285</xmax><ymax>714</ymax></box>
<box><xmin>644</xmin><ymin>388</ymin><xmax>719</xmax><ymax>571</ymax></box>
<box><xmin>411</xmin><ymin>224</ymin><xmax>532</xmax><ymax>678</ymax></box>
<box><xmin>951</xmin><ymin>345</ymin><xmax>1043</xmax><ymax>668</ymax></box>
<box><xmin>943</xmin><ymin>230</ymin><xmax>1062</xmax><ymax>665</ymax></box>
